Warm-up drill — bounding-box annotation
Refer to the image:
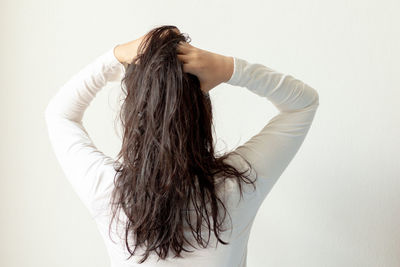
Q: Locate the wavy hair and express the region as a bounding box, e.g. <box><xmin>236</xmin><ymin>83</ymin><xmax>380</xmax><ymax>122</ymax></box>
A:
<box><xmin>108</xmin><ymin>25</ymin><xmax>257</xmax><ymax>264</ymax></box>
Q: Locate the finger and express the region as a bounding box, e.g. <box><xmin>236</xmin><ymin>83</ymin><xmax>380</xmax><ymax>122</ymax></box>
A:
<box><xmin>177</xmin><ymin>53</ymin><xmax>190</xmax><ymax>63</ymax></box>
<box><xmin>176</xmin><ymin>45</ymin><xmax>186</xmax><ymax>55</ymax></box>
<box><xmin>181</xmin><ymin>62</ymin><xmax>193</xmax><ymax>74</ymax></box>
<box><xmin>176</xmin><ymin>42</ymin><xmax>190</xmax><ymax>54</ymax></box>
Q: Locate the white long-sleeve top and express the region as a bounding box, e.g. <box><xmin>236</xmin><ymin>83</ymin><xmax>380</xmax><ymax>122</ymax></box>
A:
<box><xmin>44</xmin><ymin>45</ymin><xmax>319</xmax><ymax>267</ymax></box>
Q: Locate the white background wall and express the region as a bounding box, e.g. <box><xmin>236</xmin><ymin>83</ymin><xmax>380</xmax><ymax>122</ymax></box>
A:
<box><xmin>1</xmin><ymin>0</ymin><xmax>399</xmax><ymax>266</ymax></box>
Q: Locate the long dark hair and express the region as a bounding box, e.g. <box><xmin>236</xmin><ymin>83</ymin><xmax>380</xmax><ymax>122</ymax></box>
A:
<box><xmin>108</xmin><ymin>25</ymin><xmax>257</xmax><ymax>264</ymax></box>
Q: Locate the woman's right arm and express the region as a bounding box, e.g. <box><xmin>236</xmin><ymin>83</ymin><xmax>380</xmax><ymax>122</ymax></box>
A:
<box><xmin>225</xmin><ymin>56</ymin><xmax>319</xmax><ymax>197</ymax></box>
<box><xmin>177</xmin><ymin>41</ymin><xmax>319</xmax><ymax>196</ymax></box>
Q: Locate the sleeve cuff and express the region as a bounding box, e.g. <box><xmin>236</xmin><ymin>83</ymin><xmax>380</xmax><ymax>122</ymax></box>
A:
<box><xmin>103</xmin><ymin>45</ymin><xmax>127</xmax><ymax>81</ymax></box>
<box><xmin>225</xmin><ymin>57</ymin><xmax>242</xmax><ymax>86</ymax></box>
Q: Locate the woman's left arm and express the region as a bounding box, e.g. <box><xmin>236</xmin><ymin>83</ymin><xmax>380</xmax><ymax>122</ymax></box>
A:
<box><xmin>44</xmin><ymin>45</ymin><xmax>127</xmax><ymax>217</ymax></box>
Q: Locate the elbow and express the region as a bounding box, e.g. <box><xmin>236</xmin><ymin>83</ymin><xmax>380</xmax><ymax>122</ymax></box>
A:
<box><xmin>44</xmin><ymin>100</ymin><xmax>52</xmax><ymax>118</ymax></box>
<box><xmin>44</xmin><ymin>99</ymin><xmax>58</xmax><ymax>122</ymax></box>
<box><xmin>305</xmin><ymin>85</ymin><xmax>320</xmax><ymax>109</ymax></box>
<box><xmin>312</xmin><ymin>90</ymin><xmax>320</xmax><ymax>107</ymax></box>
<box><xmin>44</xmin><ymin>103</ymin><xmax>51</xmax><ymax>120</ymax></box>
<box><xmin>44</xmin><ymin>106</ymin><xmax>53</xmax><ymax>124</ymax></box>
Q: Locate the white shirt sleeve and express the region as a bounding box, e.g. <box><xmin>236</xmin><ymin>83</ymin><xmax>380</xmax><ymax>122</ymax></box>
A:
<box><xmin>44</xmin><ymin>45</ymin><xmax>126</xmax><ymax>217</ymax></box>
<box><xmin>225</xmin><ymin>57</ymin><xmax>320</xmax><ymax>201</ymax></box>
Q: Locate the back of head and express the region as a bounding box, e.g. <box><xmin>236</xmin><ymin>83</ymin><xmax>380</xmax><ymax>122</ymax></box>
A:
<box><xmin>108</xmin><ymin>25</ymin><xmax>256</xmax><ymax>264</ymax></box>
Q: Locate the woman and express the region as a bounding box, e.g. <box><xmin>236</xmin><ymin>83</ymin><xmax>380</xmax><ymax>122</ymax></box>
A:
<box><xmin>44</xmin><ymin>25</ymin><xmax>319</xmax><ymax>266</ymax></box>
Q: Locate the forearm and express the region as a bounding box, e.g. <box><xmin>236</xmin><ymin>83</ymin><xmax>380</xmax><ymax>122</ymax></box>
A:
<box><xmin>225</xmin><ymin>57</ymin><xmax>319</xmax><ymax>112</ymax></box>
<box><xmin>45</xmin><ymin>45</ymin><xmax>125</xmax><ymax>122</ymax></box>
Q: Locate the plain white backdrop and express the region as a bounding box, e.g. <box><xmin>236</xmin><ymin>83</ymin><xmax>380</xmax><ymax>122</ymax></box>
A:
<box><xmin>1</xmin><ymin>0</ymin><xmax>399</xmax><ymax>266</ymax></box>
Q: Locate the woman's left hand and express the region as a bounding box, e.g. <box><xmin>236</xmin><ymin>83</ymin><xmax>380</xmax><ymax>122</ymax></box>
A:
<box><xmin>113</xmin><ymin>34</ymin><xmax>147</xmax><ymax>64</ymax></box>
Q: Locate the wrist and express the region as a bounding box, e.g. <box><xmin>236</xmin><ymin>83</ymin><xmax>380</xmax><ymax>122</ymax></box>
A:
<box><xmin>222</xmin><ymin>56</ymin><xmax>234</xmax><ymax>83</ymax></box>
<box><xmin>113</xmin><ymin>44</ymin><xmax>125</xmax><ymax>64</ymax></box>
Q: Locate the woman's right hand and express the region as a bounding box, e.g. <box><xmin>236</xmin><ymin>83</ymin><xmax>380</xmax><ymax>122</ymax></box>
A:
<box><xmin>176</xmin><ymin>41</ymin><xmax>234</xmax><ymax>93</ymax></box>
